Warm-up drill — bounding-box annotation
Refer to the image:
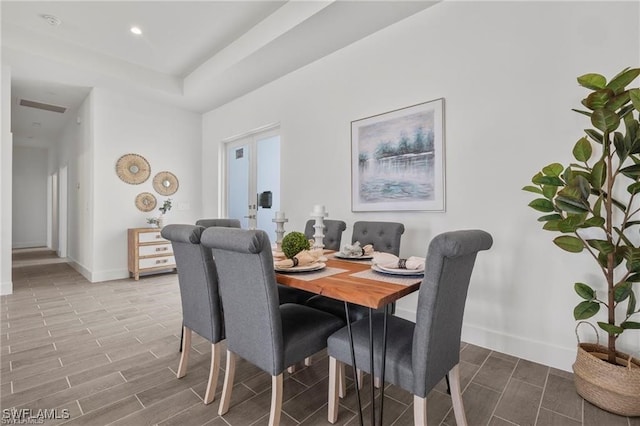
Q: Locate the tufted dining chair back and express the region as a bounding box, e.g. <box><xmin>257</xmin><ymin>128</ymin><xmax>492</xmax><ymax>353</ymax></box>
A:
<box><xmin>195</xmin><ymin>218</ymin><xmax>241</xmax><ymax>229</ymax></box>
<box><xmin>351</xmin><ymin>221</ymin><xmax>405</xmax><ymax>255</ymax></box>
<box><xmin>304</xmin><ymin>219</ymin><xmax>347</xmax><ymax>251</ymax></box>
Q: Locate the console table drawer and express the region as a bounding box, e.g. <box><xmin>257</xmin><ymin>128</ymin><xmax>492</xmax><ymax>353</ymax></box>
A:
<box><xmin>139</xmin><ymin>231</ymin><xmax>167</xmax><ymax>243</ymax></box>
<box><xmin>139</xmin><ymin>256</ymin><xmax>176</xmax><ymax>269</ymax></box>
<box><xmin>138</xmin><ymin>244</ymin><xmax>173</xmax><ymax>257</ymax></box>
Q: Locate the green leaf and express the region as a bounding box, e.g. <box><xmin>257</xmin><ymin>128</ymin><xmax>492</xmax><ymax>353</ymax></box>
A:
<box><xmin>621</xmin><ymin>321</ymin><xmax>640</xmax><ymax>329</ymax></box>
<box><xmin>584</xmin><ymin>89</ymin><xmax>614</xmax><ymax>110</ymax></box>
<box><xmin>627</xmin><ymin>273</ymin><xmax>640</xmax><ymax>282</ymax></box>
<box><xmin>614</xmin><ymin>281</ymin><xmax>632</xmax><ymax>302</ymax></box>
<box><xmin>591</xmin><ymin>160</ymin><xmax>606</xmax><ymax>190</ymax></box>
<box><xmin>573</xmin><ymin>108</ymin><xmax>592</xmax><ymax>118</ymax></box>
<box><xmin>627</xmin><ymin>291</ymin><xmax>636</xmax><ymax>316</ymax></box>
<box><xmin>543</xmin><ymin>220</ymin><xmax>561</xmax><ymax>231</ymax></box>
<box><xmin>555</xmin><ymin>199</ymin><xmax>589</xmax><ymax>214</ymax></box>
<box><xmin>537</xmin><ymin>214</ymin><xmax>562</xmax><ymax>222</ymax></box>
<box><xmin>554</xmin><ymin>236</ymin><xmax>584</xmax><ymax>253</ymax></box>
<box><xmin>572</xmin><ymin>137</ymin><xmax>592</xmax><ymax>162</ymax></box>
<box><xmin>577</xmin><ymin>73</ymin><xmax>606</xmax><ymax>90</ymax></box>
<box><xmin>614</xmin><ymin>131</ymin><xmax>627</xmax><ymax>160</ymax></box>
<box><xmin>558</xmin><ymin>215</ymin><xmax>585</xmax><ymax>233</ymax></box>
<box><xmin>574</xmin><ymin>301</ymin><xmax>600</xmax><ymax>319</ymax></box>
<box><xmin>606</xmin><ymin>91</ymin><xmax>631</xmax><ymax>111</ymax></box>
<box><xmin>597</xmin><ymin>322</ymin><xmax>624</xmax><ymax>335</ymax></box>
<box><xmin>532</xmin><ymin>175</ymin><xmax>564</xmax><ymax>186</ymax></box>
<box><xmin>586</xmin><ymin>239</ymin><xmax>615</xmax><ymax>255</ymax></box>
<box><xmin>542</xmin><ymin>163</ymin><xmax>564</xmax><ymax>177</ymax></box>
<box><xmin>606</xmin><ymin>68</ymin><xmax>640</xmax><ymax>94</ymax></box>
<box><xmin>575</xmin><ymin>282</ymin><xmax>595</xmax><ymax>300</ymax></box>
<box><xmin>542</xmin><ymin>185</ymin><xmax>557</xmax><ymax>199</ymax></box>
<box><xmin>591</xmin><ymin>108</ymin><xmax>620</xmax><ymax>132</ymax></box>
<box><xmin>528</xmin><ymin>198</ymin><xmax>554</xmax><ymax>213</ymax></box>
<box><xmin>593</xmin><ymin>196</ymin><xmax>603</xmax><ymax>216</ymax></box>
<box><xmin>623</xmin><ymin>221</ymin><xmax>640</xmax><ymax>230</ymax></box>
<box><xmin>619</xmin><ymin>163</ymin><xmax>640</xmax><ymax>178</ymax></box>
<box><xmin>522</xmin><ymin>185</ymin><xmax>543</xmax><ymax>194</ymax></box>
<box><xmin>582</xmin><ymin>216</ymin><xmax>605</xmax><ymax>228</ymax></box>
<box><xmin>630</xmin><ymin>88</ymin><xmax>640</xmax><ymax>111</ymax></box>
<box><xmin>585</xmin><ymin>129</ymin><xmax>604</xmax><ymax>144</ymax></box>
<box><xmin>627</xmin><ymin>182</ymin><xmax>640</xmax><ymax>195</ymax></box>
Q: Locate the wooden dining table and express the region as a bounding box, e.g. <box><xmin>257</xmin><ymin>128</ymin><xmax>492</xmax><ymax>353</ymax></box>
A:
<box><xmin>275</xmin><ymin>254</ymin><xmax>424</xmax><ymax>426</ymax></box>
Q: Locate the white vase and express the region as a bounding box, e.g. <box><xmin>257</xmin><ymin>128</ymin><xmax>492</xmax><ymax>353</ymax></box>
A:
<box><xmin>157</xmin><ymin>215</ymin><xmax>164</xmax><ymax>228</ymax></box>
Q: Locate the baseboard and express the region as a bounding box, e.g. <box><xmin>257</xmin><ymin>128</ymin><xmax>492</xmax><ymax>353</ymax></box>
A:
<box><xmin>394</xmin><ymin>306</ymin><xmax>576</xmax><ymax>372</ymax></box>
<box><xmin>68</xmin><ymin>260</ymin><xmax>92</xmax><ymax>282</ymax></box>
<box><xmin>0</xmin><ymin>279</ymin><xmax>13</xmax><ymax>295</ymax></box>
<box><xmin>12</xmin><ymin>241</ymin><xmax>47</xmax><ymax>249</ymax></box>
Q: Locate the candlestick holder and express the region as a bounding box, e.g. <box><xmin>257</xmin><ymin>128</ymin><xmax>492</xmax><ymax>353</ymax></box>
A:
<box><xmin>272</xmin><ymin>216</ymin><xmax>288</xmax><ymax>252</ymax></box>
<box><xmin>309</xmin><ymin>206</ymin><xmax>328</xmax><ymax>250</ymax></box>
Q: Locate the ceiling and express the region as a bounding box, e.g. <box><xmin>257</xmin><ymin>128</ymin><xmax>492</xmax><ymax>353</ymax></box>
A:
<box><xmin>2</xmin><ymin>1</ymin><xmax>439</xmax><ymax>142</ymax></box>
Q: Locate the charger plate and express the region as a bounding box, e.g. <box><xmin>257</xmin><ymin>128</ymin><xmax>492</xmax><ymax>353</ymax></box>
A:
<box><xmin>334</xmin><ymin>253</ymin><xmax>373</xmax><ymax>260</ymax></box>
<box><xmin>372</xmin><ymin>264</ymin><xmax>424</xmax><ymax>276</ymax></box>
<box><xmin>275</xmin><ymin>262</ymin><xmax>326</xmax><ymax>273</ymax></box>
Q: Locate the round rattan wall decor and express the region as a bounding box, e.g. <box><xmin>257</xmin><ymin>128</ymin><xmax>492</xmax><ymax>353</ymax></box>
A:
<box><xmin>116</xmin><ymin>153</ymin><xmax>151</xmax><ymax>185</ymax></box>
<box><xmin>135</xmin><ymin>192</ymin><xmax>157</xmax><ymax>212</ymax></box>
<box><xmin>153</xmin><ymin>171</ymin><xmax>179</xmax><ymax>196</ymax></box>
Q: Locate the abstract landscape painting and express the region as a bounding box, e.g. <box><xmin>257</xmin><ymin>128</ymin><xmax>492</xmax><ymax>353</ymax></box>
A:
<box><xmin>351</xmin><ymin>99</ymin><xmax>445</xmax><ymax>211</ymax></box>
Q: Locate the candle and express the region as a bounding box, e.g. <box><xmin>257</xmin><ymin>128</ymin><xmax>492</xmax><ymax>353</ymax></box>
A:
<box><xmin>275</xmin><ymin>211</ymin><xmax>285</xmax><ymax>219</ymax></box>
<box><xmin>313</xmin><ymin>204</ymin><xmax>325</xmax><ymax>214</ymax></box>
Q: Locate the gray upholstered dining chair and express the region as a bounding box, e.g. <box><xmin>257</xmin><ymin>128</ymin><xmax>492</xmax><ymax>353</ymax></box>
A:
<box><xmin>304</xmin><ymin>219</ymin><xmax>347</xmax><ymax>251</ymax></box>
<box><xmin>200</xmin><ymin>227</ymin><xmax>344</xmax><ymax>426</ymax></box>
<box><xmin>195</xmin><ymin>218</ymin><xmax>241</xmax><ymax>228</ymax></box>
<box><xmin>326</xmin><ymin>229</ymin><xmax>493</xmax><ymax>425</ymax></box>
<box><xmin>306</xmin><ymin>220</ymin><xmax>405</xmax><ymax>322</ymax></box>
<box><xmin>161</xmin><ymin>224</ymin><xmax>222</xmax><ymax>405</ymax></box>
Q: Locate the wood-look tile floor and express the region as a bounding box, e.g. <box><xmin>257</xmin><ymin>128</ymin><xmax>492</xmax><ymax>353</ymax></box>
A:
<box><xmin>2</xmin><ymin>253</ymin><xmax>638</xmax><ymax>425</ymax></box>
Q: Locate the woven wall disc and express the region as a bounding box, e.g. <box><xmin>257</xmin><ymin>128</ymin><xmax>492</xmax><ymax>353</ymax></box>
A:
<box><xmin>116</xmin><ymin>153</ymin><xmax>151</xmax><ymax>185</ymax></box>
<box><xmin>153</xmin><ymin>171</ymin><xmax>179</xmax><ymax>196</ymax></box>
<box><xmin>135</xmin><ymin>192</ymin><xmax>157</xmax><ymax>212</ymax></box>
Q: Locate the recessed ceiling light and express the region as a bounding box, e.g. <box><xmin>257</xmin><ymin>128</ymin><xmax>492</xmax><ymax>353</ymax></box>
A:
<box><xmin>130</xmin><ymin>26</ymin><xmax>142</xmax><ymax>35</ymax></box>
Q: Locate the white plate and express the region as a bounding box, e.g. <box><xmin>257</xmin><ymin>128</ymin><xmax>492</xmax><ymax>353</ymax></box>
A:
<box><xmin>275</xmin><ymin>262</ymin><xmax>326</xmax><ymax>273</ymax></box>
<box><xmin>371</xmin><ymin>264</ymin><xmax>424</xmax><ymax>276</ymax></box>
<box><xmin>334</xmin><ymin>253</ymin><xmax>373</xmax><ymax>260</ymax></box>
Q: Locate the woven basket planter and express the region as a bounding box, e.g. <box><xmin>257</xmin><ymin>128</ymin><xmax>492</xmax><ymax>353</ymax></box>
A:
<box><xmin>572</xmin><ymin>342</ymin><xmax>640</xmax><ymax>417</ymax></box>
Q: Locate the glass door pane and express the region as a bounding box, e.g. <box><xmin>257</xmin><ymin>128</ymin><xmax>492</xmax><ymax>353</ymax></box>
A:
<box><xmin>256</xmin><ymin>135</ymin><xmax>280</xmax><ymax>242</ymax></box>
<box><xmin>227</xmin><ymin>142</ymin><xmax>251</xmax><ymax>229</ymax></box>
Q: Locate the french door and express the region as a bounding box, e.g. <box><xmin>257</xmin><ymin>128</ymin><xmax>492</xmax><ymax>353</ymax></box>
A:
<box><xmin>224</xmin><ymin>127</ymin><xmax>280</xmax><ymax>242</ymax></box>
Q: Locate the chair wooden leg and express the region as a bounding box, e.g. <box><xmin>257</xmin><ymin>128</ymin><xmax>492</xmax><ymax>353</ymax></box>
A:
<box><xmin>287</xmin><ymin>365</ymin><xmax>296</xmax><ymax>374</ymax></box>
<box><xmin>413</xmin><ymin>395</ymin><xmax>427</xmax><ymax>426</ymax></box>
<box><xmin>449</xmin><ymin>364</ymin><xmax>468</xmax><ymax>426</ymax></box>
<box><xmin>328</xmin><ymin>357</ymin><xmax>340</xmax><ymax>423</ymax></box>
<box><xmin>356</xmin><ymin>368</ymin><xmax>363</xmax><ymax>390</ymax></box>
<box><xmin>218</xmin><ymin>350</ymin><xmax>237</xmax><ymax>416</ymax></box>
<box><xmin>304</xmin><ymin>356</ymin><xmax>313</xmax><ymax>366</ymax></box>
<box><xmin>374</xmin><ymin>376</ymin><xmax>382</xmax><ymax>389</ymax></box>
<box><xmin>176</xmin><ymin>326</ymin><xmax>191</xmax><ymax>378</ymax></box>
<box><xmin>203</xmin><ymin>342</ymin><xmax>221</xmax><ymax>404</ymax></box>
<box><xmin>338</xmin><ymin>361</ymin><xmax>346</xmax><ymax>398</ymax></box>
<box><xmin>269</xmin><ymin>374</ymin><xmax>283</xmax><ymax>426</ymax></box>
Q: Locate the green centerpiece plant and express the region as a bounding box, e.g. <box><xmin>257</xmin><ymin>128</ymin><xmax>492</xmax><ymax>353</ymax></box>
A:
<box><xmin>523</xmin><ymin>68</ymin><xmax>640</xmax><ymax>415</ymax></box>
<box><xmin>281</xmin><ymin>231</ymin><xmax>310</xmax><ymax>259</ymax></box>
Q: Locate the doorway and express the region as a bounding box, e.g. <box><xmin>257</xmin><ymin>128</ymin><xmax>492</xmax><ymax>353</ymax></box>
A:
<box><xmin>224</xmin><ymin>127</ymin><xmax>281</xmax><ymax>242</ymax></box>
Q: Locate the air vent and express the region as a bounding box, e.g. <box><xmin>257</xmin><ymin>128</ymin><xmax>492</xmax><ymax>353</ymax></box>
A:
<box><xmin>18</xmin><ymin>99</ymin><xmax>67</xmax><ymax>114</ymax></box>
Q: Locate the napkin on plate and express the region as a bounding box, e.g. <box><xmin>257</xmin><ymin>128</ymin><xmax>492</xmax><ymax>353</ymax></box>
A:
<box><xmin>275</xmin><ymin>250</ymin><xmax>323</xmax><ymax>269</ymax></box>
<box><xmin>372</xmin><ymin>252</ymin><xmax>425</xmax><ymax>270</ymax></box>
<box><xmin>339</xmin><ymin>241</ymin><xmax>374</xmax><ymax>257</ymax></box>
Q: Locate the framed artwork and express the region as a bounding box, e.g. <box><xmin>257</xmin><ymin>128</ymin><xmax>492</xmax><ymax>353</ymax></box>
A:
<box><xmin>351</xmin><ymin>98</ymin><xmax>445</xmax><ymax>212</ymax></box>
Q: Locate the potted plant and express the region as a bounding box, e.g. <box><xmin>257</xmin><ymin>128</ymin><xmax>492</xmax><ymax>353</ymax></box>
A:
<box><xmin>147</xmin><ymin>198</ymin><xmax>172</xmax><ymax>228</ymax></box>
<box><xmin>524</xmin><ymin>68</ymin><xmax>640</xmax><ymax>416</ymax></box>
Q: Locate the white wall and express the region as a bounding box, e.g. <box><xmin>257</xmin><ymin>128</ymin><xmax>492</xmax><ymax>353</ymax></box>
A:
<box><xmin>203</xmin><ymin>1</ymin><xmax>640</xmax><ymax>370</ymax></box>
<box><xmin>12</xmin><ymin>145</ymin><xmax>48</xmax><ymax>248</ymax></box>
<box><xmin>1</xmin><ymin>65</ymin><xmax>12</xmax><ymax>295</ymax></box>
<box><xmin>90</xmin><ymin>88</ymin><xmax>202</xmax><ymax>282</ymax></box>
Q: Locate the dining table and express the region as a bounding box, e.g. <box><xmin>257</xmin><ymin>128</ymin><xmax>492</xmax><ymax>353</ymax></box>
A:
<box><xmin>275</xmin><ymin>253</ymin><xmax>423</xmax><ymax>426</ymax></box>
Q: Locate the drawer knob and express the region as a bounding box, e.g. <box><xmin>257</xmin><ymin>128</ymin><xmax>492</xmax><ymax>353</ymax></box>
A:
<box><xmin>156</xmin><ymin>247</ymin><xmax>168</xmax><ymax>252</ymax></box>
<box><xmin>156</xmin><ymin>259</ymin><xmax>168</xmax><ymax>264</ymax></box>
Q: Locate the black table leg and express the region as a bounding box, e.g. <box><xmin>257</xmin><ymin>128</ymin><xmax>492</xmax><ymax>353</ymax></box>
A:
<box><xmin>379</xmin><ymin>305</ymin><xmax>388</xmax><ymax>426</ymax></box>
<box><xmin>345</xmin><ymin>302</ymin><xmax>363</xmax><ymax>426</ymax></box>
<box><xmin>369</xmin><ymin>309</ymin><xmax>375</xmax><ymax>426</ymax></box>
